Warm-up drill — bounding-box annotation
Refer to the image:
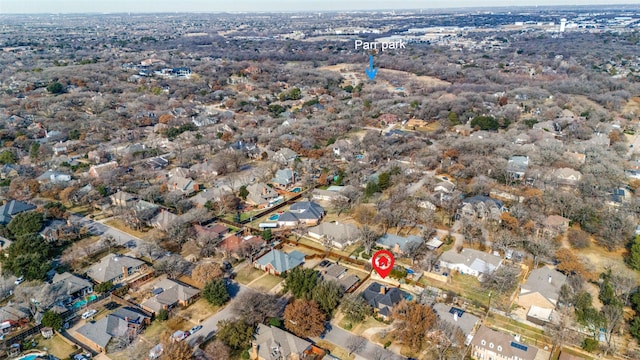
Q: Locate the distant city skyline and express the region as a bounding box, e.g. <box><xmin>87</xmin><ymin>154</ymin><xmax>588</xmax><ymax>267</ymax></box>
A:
<box><xmin>1</xmin><ymin>0</ymin><xmax>639</xmax><ymax>14</ymax></box>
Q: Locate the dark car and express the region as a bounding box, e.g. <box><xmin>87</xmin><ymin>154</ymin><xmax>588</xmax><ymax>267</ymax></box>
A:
<box><xmin>319</xmin><ymin>260</ymin><xmax>330</xmax><ymax>267</ymax></box>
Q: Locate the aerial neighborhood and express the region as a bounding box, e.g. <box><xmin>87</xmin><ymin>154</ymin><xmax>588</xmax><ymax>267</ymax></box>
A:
<box><xmin>1</xmin><ymin>4</ymin><xmax>640</xmax><ymax>360</ymax></box>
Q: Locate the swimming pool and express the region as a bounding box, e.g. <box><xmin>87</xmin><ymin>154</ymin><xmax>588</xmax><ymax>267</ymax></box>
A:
<box><xmin>291</xmin><ymin>187</ymin><xmax>301</xmax><ymax>193</ymax></box>
<box><xmin>15</xmin><ymin>352</ymin><xmax>47</xmax><ymax>360</ymax></box>
<box><xmin>72</xmin><ymin>294</ymin><xmax>98</xmax><ymax>309</ymax></box>
<box><xmin>268</xmin><ymin>214</ymin><xmax>279</xmax><ymax>221</ymax></box>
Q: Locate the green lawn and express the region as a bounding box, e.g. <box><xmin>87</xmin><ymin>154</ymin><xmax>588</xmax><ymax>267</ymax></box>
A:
<box><xmin>235</xmin><ymin>266</ymin><xmax>265</xmax><ymax>285</ymax></box>
<box><xmin>249</xmin><ymin>274</ymin><xmax>283</xmax><ymax>292</ymax></box>
<box><xmin>38</xmin><ymin>334</ymin><xmax>77</xmax><ymax>360</ymax></box>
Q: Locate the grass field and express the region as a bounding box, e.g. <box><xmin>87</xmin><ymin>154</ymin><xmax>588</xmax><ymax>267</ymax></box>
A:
<box><xmin>235</xmin><ymin>265</ymin><xmax>265</xmax><ymax>285</ymax></box>
<box><xmin>249</xmin><ymin>274</ymin><xmax>283</xmax><ymax>292</ymax></box>
<box><xmin>315</xmin><ymin>340</ymin><xmax>355</xmax><ymax>360</ymax></box>
<box><xmin>38</xmin><ymin>334</ymin><xmax>77</xmax><ymax>359</ymax></box>
<box><xmin>104</xmin><ymin>218</ymin><xmax>148</xmax><ymax>239</ymax></box>
<box><xmin>176</xmin><ymin>298</ymin><xmax>220</xmax><ymax>325</ymax></box>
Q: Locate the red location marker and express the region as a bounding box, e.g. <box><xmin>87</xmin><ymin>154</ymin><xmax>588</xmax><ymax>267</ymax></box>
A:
<box><xmin>372</xmin><ymin>249</ymin><xmax>395</xmax><ymax>279</ymax></box>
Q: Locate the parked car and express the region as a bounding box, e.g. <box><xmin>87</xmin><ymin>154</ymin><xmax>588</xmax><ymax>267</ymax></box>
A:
<box><xmin>14</xmin><ymin>276</ymin><xmax>24</xmax><ymax>285</ymax></box>
<box><xmin>81</xmin><ymin>309</ymin><xmax>97</xmax><ymax>319</ymax></box>
<box><xmin>172</xmin><ymin>330</ymin><xmax>189</xmax><ymax>342</ymax></box>
<box><xmin>190</xmin><ymin>325</ymin><xmax>202</xmax><ymax>334</ymax></box>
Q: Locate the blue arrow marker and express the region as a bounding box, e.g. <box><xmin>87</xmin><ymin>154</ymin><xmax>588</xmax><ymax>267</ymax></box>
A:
<box><xmin>365</xmin><ymin>54</ymin><xmax>378</xmax><ymax>80</ymax></box>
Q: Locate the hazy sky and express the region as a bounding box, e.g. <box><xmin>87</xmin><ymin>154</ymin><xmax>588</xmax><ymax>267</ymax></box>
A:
<box><xmin>1</xmin><ymin>0</ymin><xmax>639</xmax><ymax>14</ymax></box>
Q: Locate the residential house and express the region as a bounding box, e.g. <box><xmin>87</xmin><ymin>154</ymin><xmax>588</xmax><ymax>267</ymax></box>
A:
<box><xmin>553</xmin><ymin>168</ymin><xmax>582</xmax><ymax>187</ymax></box>
<box><xmin>0</xmin><ymin>304</ymin><xmax>30</xmax><ymax>333</ymax></box>
<box><xmin>558</xmin><ymin>351</ymin><xmax>589</xmax><ymax>360</ymax></box>
<box><xmin>518</xmin><ymin>266</ymin><xmax>567</xmax><ymax>324</ymax></box>
<box><xmin>88</xmin><ymin>161</ymin><xmax>118</xmax><ymax>179</ymax></box>
<box><xmin>76</xmin><ymin>307</ymin><xmax>151</xmax><ymax>353</ymax></box>
<box><xmin>320</xmin><ymin>263</ymin><xmax>360</xmax><ymax>292</ymax></box>
<box><xmin>362</xmin><ymin>282</ymin><xmax>409</xmax><ymax>320</ymax></box>
<box><xmin>51</xmin><ymin>272</ymin><xmax>93</xmax><ymax>302</ymax></box>
<box><xmin>247</xmin><ymin>183</ymin><xmax>280</xmax><ymax>207</ymax></box>
<box><xmin>308</xmin><ymin>222</ymin><xmax>360</xmax><ymax>250</ymax></box>
<box><xmin>251</xmin><ymin>324</ymin><xmax>313</xmax><ymax>360</ymax></box>
<box><xmin>277</xmin><ymin>201</ymin><xmax>324</xmax><ymax>227</ymax></box>
<box><xmin>439</xmin><ymin>248</ymin><xmax>502</xmax><ymax>278</ymax></box>
<box><xmin>218</xmin><ymin>234</ymin><xmax>265</xmax><ymax>258</ymax></box>
<box><xmin>167</xmin><ymin>175</ymin><xmax>198</xmax><ymax>195</ymax></box>
<box><xmin>376</xmin><ymin>234</ymin><xmax>422</xmax><ymax>256</ymax></box>
<box><xmin>272</xmin><ymin>148</ymin><xmax>297</xmax><ymax>165</ymax></box>
<box><xmin>542</xmin><ymin>215</ymin><xmax>570</xmax><ymax>237</ymax></box>
<box><xmin>456</xmin><ymin>196</ymin><xmax>506</xmax><ymax>222</ymax></box>
<box><xmin>254</xmin><ymin>249</ymin><xmax>305</xmax><ymax>275</ymax></box>
<box><xmin>507</xmin><ymin>156</ymin><xmax>529</xmax><ymax>181</ymax></box>
<box><xmin>434</xmin><ymin>181</ymin><xmax>456</xmax><ymax>194</ymax></box>
<box><xmin>36</xmin><ymin>170</ymin><xmax>72</xmax><ymax>184</ymax></box>
<box><xmin>150</xmin><ymin>210</ymin><xmax>179</xmax><ymax>231</ymax></box>
<box><xmin>271</xmin><ymin>168</ymin><xmax>296</xmax><ymax>188</ymax></box>
<box><xmin>110</xmin><ymin>191</ymin><xmax>139</xmax><ymax>208</ymax></box>
<box><xmin>471</xmin><ymin>325</ymin><xmax>544</xmax><ymax>360</ymax></box>
<box><xmin>140</xmin><ymin>278</ymin><xmax>200</xmax><ymax>314</ymax></box>
<box><xmin>189</xmin><ymin>160</ymin><xmax>219</xmax><ymax>180</ymax></box>
<box><xmin>0</xmin><ymin>200</ymin><xmax>36</xmax><ymax>225</ymax></box>
<box><xmin>86</xmin><ymin>254</ymin><xmax>149</xmax><ymax>285</ymax></box>
<box><xmin>432</xmin><ymin>303</ymin><xmax>479</xmax><ymax>338</ymax></box>
<box><xmin>194</xmin><ymin>223</ymin><xmax>228</xmax><ymax>244</ymax></box>
<box><xmin>190</xmin><ymin>187</ymin><xmax>231</xmax><ymax>207</ymax></box>
<box><xmin>147</xmin><ymin>157</ymin><xmax>169</xmax><ymax>170</ymax></box>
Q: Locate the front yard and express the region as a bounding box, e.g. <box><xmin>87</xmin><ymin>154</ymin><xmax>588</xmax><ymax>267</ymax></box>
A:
<box><xmin>104</xmin><ymin>218</ymin><xmax>149</xmax><ymax>239</ymax></box>
<box><xmin>234</xmin><ymin>264</ymin><xmax>265</xmax><ymax>285</ymax></box>
<box><xmin>176</xmin><ymin>298</ymin><xmax>220</xmax><ymax>325</ymax></box>
<box><xmin>249</xmin><ymin>273</ymin><xmax>284</xmax><ymax>292</ymax></box>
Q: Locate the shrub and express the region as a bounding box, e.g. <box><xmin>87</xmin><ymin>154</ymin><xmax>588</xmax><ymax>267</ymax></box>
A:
<box><xmin>582</xmin><ymin>338</ymin><xmax>599</xmax><ymax>352</ymax></box>
<box><xmin>568</xmin><ymin>228</ymin><xmax>591</xmax><ymax>248</ymax></box>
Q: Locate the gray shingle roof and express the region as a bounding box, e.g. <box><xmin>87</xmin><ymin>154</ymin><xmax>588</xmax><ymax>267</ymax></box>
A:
<box><xmin>521</xmin><ymin>266</ymin><xmax>567</xmax><ymax>305</ymax></box>
<box><xmin>432</xmin><ymin>303</ymin><xmax>479</xmax><ymax>336</ymax></box>
<box><xmin>52</xmin><ymin>272</ymin><xmax>93</xmax><ymax>296</ymax></box>
<box><xmin>254</xmin><ymin>324</ymin><xmax>311</xmax><ymax>359</ymax></box>
<box><xmin>0</xmin><ymin>200</ymin><xmax>36</xmax><ymax>225</ymax></box>
<box><xmin>86</xmin><ymin>254</ymin><xmax>145</xmax><ymax>283</ymax></box>
<box><xmin>471</xmin><ymin>325</ymin><xmax>539</xmax><ymax>360</ymax></box>
<box><xmin>255</xmin><ymin>249</ymin><xmax>305</xmax><ymax>273</ymax></box>
<box><xmin>362</xmin><ymin>282</ymin><xmax>408</xmax><ymax>314</ymax></box>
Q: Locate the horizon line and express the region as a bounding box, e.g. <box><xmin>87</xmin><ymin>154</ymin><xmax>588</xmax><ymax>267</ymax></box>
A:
<box><xmin>2</xmin><ymin>3</ymin><xmax>640</xmax><ymax>16</ymax></box>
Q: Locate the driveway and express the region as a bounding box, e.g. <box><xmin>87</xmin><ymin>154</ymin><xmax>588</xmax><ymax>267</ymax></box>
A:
<box><xmin>69</xmin><ymin>214</ymin><xmax>142</xmax><ymax>248</ymax></box>
<box><xmin>319</xmin><ymin>325</ymin><xmax>405</xmax><ymax>360</ymax></box>
<box><xmin>187</xmin><ymin>282</ymin><xmax>253</xmax><ymax>346</ymax></box>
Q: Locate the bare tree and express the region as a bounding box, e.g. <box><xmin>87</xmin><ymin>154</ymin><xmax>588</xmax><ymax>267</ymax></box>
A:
<box><xmin>360</xmin><ymin>224</ymin><xmax>379</xmax><ymax>255</ymax></box>
<box><xmin>155</xmin><ymin>255</ymin><xmax>192</xmax><ymax>279</ymax></box>
<box><xmin>346</xmin><ymin>336</ymin><xmax>366</xmax><ymax>356</ymax></box>
<box><xmin>232</xmin><ymin>291</ymin><xmax>284</xmax><ymax>326</ymax></box>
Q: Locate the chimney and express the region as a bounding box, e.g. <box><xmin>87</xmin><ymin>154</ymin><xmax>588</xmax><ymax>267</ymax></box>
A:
<box><xmin>123</xmin><ymin>266</ymin><xmax>129</xmax><ymax>278</ymax></box>
<box><xmin>454</xmin><ymin>311</ymin><xmax>459</xmax><ymax>322</ymax></box>
<box><xmin>262</xmin><ymin>186</ymin><xmax>267</xmax><ymax>195</ymax></box>
<box><xmin>379</xmin><ymin>285</ymin><xmax>386</xmax><ymax>295</ymax></box>
<box><xmin>548</xmin><ymin>275</ymin><xmax>552</xmax><ymax>284</ymax></box>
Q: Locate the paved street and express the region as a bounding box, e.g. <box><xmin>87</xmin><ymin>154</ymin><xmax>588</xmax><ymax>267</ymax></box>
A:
<box><xmin>319</xmin><ymin>325</ymin><xmax>405</xmax><ymax>360</ymax></box>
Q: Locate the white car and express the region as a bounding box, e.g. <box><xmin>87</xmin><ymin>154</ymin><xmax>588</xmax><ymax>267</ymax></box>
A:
<box><xmin>14</xmin><ymin>276</ymin><xmax>24</xmax><ymax>285</ymax></box>
<box><xmin>81</xmin><ymin>309</ymin><xmax>97</xmax><ymax>319</ymax></box>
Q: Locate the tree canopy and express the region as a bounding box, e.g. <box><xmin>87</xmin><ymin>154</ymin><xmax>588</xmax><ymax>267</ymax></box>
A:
<box><xmin>283</xmin><ymin>267</ymin><xmax>319</xmax><ymax>300</ymax></box>
<box><xmin>203</xmin><ymin>278</ymin><xmax>230</xmax><ymax>306</ymax></box>
<box><xmin>283</xmin><ymin>299</ymin><xmax>326</xmax><ymax>338</ymax></box>
<box><xmin>8</xmin><ymin>211</ymin><xmax>44</xmax><ymax>238</ymax></box>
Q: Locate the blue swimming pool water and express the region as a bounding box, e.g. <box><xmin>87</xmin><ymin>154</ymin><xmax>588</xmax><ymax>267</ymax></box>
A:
<box><xmin>72</xmin><ymin>294</ymin><xmax>98</xmax><ymax>309</ymax></box>
<box><xmin>15</xmin><ymin>353</ymin><xmax>47</xmax><ymax>360</ymax></box>
<box><xmin>268</xmin><ymin>214</ymin><xmax>279</xmax><ymax>221</ymax></box>
<box><xmin>291</xmin><ymin>187</ymin><xmax>301</xmax><ymax>193</ymax></box>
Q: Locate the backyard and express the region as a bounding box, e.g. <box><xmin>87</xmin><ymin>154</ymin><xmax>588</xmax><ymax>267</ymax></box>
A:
<box><xmin>37</xmin><ymin>334</ymin><xmax>77</xmax><ymax>360</ymax></box>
